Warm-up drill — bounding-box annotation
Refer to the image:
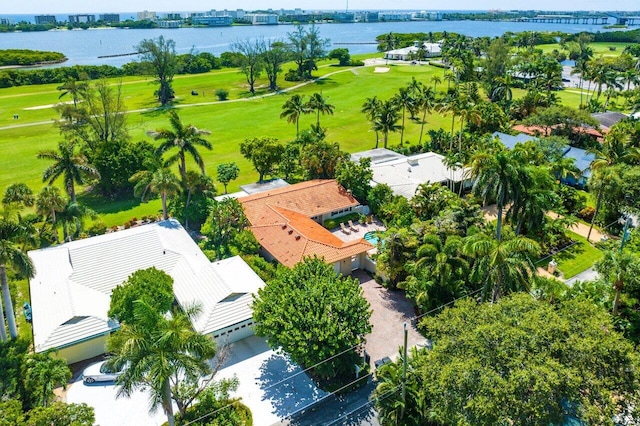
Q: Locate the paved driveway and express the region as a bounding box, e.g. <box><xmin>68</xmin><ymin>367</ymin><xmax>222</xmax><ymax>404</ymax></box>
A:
<box><xmin>352</xmin><ymin>271</ymin><xmax>426</xmax><ymax>363</ymax></box>
<box><xmin>66</xmin><ymin>375</ymin><xmax>167</xmax><ymax>426</ymax></box>
<box><xmin>66</xmin><ymin>336</ymin><xmax>326</xmax><ymax>426</ymax></box>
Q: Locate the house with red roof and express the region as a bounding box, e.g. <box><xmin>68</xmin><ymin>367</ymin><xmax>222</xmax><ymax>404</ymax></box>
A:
<box><xmin>239</xmin><ymin>180</ymin><xmax>375</xmax><ymax>275</ymax></box>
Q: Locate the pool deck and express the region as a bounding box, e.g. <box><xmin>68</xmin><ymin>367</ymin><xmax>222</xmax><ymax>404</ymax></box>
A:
<box><xmin>330</xmin><ymin>218</ymin><xmax>386</xmax><ymax>244</ymax></box>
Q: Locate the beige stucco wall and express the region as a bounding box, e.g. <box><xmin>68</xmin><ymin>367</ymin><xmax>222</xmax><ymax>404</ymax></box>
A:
<box><xmin>53</xmin><ymin>335</ymin><xmax>108</xmax><ymax>365</ymax></box>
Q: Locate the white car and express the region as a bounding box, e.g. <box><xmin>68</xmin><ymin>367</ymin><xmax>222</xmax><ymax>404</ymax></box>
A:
<box><xmin>82</xmin><ymin>360</ymin><xmax>124</xmax><ymax>384</ymax></box>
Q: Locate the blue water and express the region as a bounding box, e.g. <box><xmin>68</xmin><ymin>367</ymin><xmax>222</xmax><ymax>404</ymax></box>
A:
<box><xmin>364</xmin><ymin>231</ymin><xmax>380</xmax><ymax>245</ymax></box>
<box><xmin>0</xmin><ymin>19</ymin><xmax>620</xmax><ymax>68</ymax></box>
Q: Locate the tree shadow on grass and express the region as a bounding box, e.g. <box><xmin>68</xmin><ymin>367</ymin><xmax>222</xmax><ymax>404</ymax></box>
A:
<box><xmin>258</xmin><ymin>353</ymin><xmax>328</xmax><ymax>418</ymax></box>
<box><xmin>77</xmin><ymin>192</ymin><xmax>142</xmax><ymax>215</ymax></box>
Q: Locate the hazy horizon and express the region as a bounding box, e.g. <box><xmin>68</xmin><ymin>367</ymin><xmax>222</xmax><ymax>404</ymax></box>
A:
<box><xmin>2</xmin><ymin>1</ymin><xmax>639</xmax><ymax>15</ymax></box>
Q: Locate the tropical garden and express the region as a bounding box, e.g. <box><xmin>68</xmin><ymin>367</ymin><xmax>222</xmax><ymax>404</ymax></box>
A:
<box><xmin>0</xmin><ymin>23</ymin><xmax>640</xmax><ymax>424</ymax></box>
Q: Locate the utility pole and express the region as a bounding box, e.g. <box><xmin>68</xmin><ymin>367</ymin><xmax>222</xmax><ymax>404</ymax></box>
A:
<box><xmin>620</xmin><ymin>215</ymin><xmax>632</xmax><ymax>252</ymax></box>
<box><xmin>400</xmin><ymin>322</ymin><xmax>408</xmax><ymax>420</ymax></box>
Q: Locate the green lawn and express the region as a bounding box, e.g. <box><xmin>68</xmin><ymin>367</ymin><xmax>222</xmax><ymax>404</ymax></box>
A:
<box><xmin>0</xmin><ymin>57</ymin><xmax>453</xmax><ymax>224</ymax></box>
<box><xmin>553</xmin><ymin>230</ymin><xmax>603</xmax><ymax>279</ymax></box>
<box><xmin>536</xmin><ymin>42</ymin><xmax>630</xmax><ymax>57</ymax></box>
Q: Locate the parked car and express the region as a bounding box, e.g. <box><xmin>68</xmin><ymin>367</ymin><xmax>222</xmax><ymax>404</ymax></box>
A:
<box><xmin>82</xmin><ymin>360</ymin><xmax>124</xmax><ymax>383</ymax></box>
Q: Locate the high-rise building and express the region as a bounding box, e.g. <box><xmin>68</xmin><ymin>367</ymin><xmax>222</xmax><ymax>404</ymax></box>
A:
<box><xmin>137</xmin><ymin>10</ymin><xmax>157</xmax><ymax>21</ymax></box>
<box><xmin>35</xmin><ymin>15</ymin><xmax>57</xmax><ymax>25</ymax></box>
<box><xmin>68</xmin><ymin>14</ymin><xmax>96</xmax><ymax>24</ymax></box>
<box><xmin>99</xmin><ymin>13</ymin><xmax>120</xmax><ymax>24</ymax></box>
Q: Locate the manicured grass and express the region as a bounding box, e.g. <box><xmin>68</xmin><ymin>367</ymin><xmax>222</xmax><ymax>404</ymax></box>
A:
<box><xmin>553</xmin><ymin>230</ymin><xmax>603</xmax><ymax>279</ymax></box>
<box><xmin>536</xmin><ymin>42</ymin><xmax>630</xmax><ymax>57</ymax></box>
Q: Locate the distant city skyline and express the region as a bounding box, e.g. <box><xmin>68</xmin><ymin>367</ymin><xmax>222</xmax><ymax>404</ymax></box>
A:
<box><xmin>3</xmin><ymin>0</ymin><xmax>639</xmax><ymax>14</ymax></box>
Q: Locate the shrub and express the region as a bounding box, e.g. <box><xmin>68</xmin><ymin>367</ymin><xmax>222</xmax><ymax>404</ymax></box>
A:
<box><xmin>323</xmin><ymin>212</ymin><xmax>360</xmax><ymax>229</ymax></box>
<box><xmin>578</xmin><ymin>206</ymin><xmax>596</xmax><ymax>222</ymax></box>
<box><xmin>215</xmin><ymin>88</ymin><xmax>229</xmax><ymax>101</ymax></box>
<box><xmin>87</xmin><ymin>220</ymin><xmax>108</xmax><ymax>236</ymax></box>
<box><xmin>350</xmin><ymin>60</ymin><xmax>365</xmax><ymax>66</ymax></box>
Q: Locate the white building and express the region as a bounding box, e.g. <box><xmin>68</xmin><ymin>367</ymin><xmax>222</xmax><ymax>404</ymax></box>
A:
<box><xmin>384</xmin><ymin>41</ymin><xmax>442</xmax><ymax>61</ymax></box>
<box><xmin>28</xmin><ymin>220</ymin><xmax>265</xmax><ymax>364</ymax></box>
<box><xmin>245</xmin><ymin>13</ymin><xmax>279</xmax><ymax>25</ymax></box>
<box><xmin>351</xmin><ymin>149</ymin><xmax>469</xmax><ymax>199</ymax></box>
<box><xmin>136</xmin><ymin>10</ymin><xmax>156</xmax><ymax>21</ymax></box>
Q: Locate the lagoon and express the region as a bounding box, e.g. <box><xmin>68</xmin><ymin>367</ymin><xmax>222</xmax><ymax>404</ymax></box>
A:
<box><xmin>0</xmin><ymin>20</ymin><xmax>615</xmax><ymax>67</ymax></box>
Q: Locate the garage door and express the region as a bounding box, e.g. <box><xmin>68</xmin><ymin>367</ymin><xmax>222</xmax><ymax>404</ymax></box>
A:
<box><xmin>212</xmin><ymin>319</ymin><xmax>255</xmax><ymax>344</ymax></box>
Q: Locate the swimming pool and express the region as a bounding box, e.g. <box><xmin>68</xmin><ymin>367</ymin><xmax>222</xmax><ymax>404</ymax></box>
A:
<box><xmin>364</xmin><ymin>231</ymin><xmax>379</xmax><ymax>245</ymax></box>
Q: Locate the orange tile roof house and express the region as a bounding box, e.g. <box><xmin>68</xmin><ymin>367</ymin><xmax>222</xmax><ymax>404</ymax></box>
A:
<box><xmin>240</xmin><ymin>180</ymin><xmax>375</xmax><ymax>274</ymax></box>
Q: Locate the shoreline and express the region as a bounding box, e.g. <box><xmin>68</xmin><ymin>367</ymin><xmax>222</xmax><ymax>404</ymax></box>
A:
<box><xmin>0</xmin><ymin>58</ymin><xmax>68</xmax><ymax>70</ymax></box>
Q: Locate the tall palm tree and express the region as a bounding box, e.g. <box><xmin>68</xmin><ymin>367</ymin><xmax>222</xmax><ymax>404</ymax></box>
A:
<box><xmin>38</xmin><ymin>140</ymin><xmax>100</xmax><ymax>203</ymax></box>
<box><xmin>393</xmin><ymin>87</ymin><xmax>415</xmax><ymax>146</ymax></box>
<box><xmin>280</xmin><ymin>94</ymin><xmax>308</xmax><ymax>138</ymax></box>
<box><xmin>149</xmin><ymin>169</ymin><xmax>181</xmax><ymax>220</ymax></box>
<box><xmin>361</xmin><ymin>96</ymin><xmax>383</xmax><ymax>148</ymax></box>
<box><xmin>414</xmin><ymin>85</ymin><xmax>435</xmax><ymax>147</ymax></box>
<box><xmin>595</xmin><ymin>250</ymin><xmax>640</xmax><ymax>316</ymax></box>
<box><xmin>430</xmin><ymin>75</ymin><xmax>442</xmax><ymax>92</ymax></box>
<box><xmin>468</xmin><ymin>150</ymin><xmax>523</xmax><ymax>242</ymax></box>
<box><xmin>491</xmin><ymin>75</ymin><xmax>514</xmax><ymax>105</ymax></box>
<box><xmin>305</xmin><ymin>92</ymin><xmax>335</xmax><ymax>128</ymax></box>
<box><xmin>35</xmin><ymin>186</ymin><xmax>66</xmax><ymax>244</ymax></box>
<box><xmin>0</xmin><ymin>219</ymin><xmax>35</xmax><ymax>340</ymax></box>
<box><xmin>150</xmin><ymin>110</ymin><xmax>212</xmax><ymax>185</ymax></box>
<box><xmin>107</xmin><ymin>301</ymin><xmax>216</xmax><ymax>426</ymax></box>
<box><xmin>463</xmin><ymin>233</ymin><xmax>540</xmax><ymax>302</ymax></box>
<box><xmin>373</xmin><ymin>99</ymin><xmax>401</xmax><ymax>149</ymax></box>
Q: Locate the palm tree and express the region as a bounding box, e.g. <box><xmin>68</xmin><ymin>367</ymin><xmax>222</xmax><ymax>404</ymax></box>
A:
<box><xmin>595</xmin><ymin>250</ymin><xmax>640</xmax><ymax>316</ymax></box>
<box><xmin>361</xmin><ymin>96</ymin><xmax>383</xmax><ymax>148</ymax></box>
<box><xmin>24</xmin><ymin>352</ymin><xmax>72</xmax><ymax>407</ymax></box>
<box><xmin>414</xmin><ymin>85</ymin><xmax>435</xmax><ymax>147</ymax></box>
<box><xmin>393</xmin><ymin>87</ymin><xmax>415</xmax><ymax>146</ymax></box>
<box><xmin>35</xmin><ymin>186</ymin><xmax>66</xmax><ymax>244</ymax></box>
<box><xmin>430</xmin><ymin>75</ymin><xmax>442</xmax><ymax>92</ymax></box>
<box><xmin>38</xmin><ymin>141</ymin><xmax>100</xmax><ymax>203</ymax></box>
<box><xmin>107</xmin><ymin>301</ymin><xmax>216</xmax><ymax>426</ymax></box>
<box><xmin>280</xmin><ymin>94</ymin><xmax>308</xmax><ymax>138</ymax></box>
<box><xmin>149</xmin><ymin>169</ymin><xmax>181</xmax><ymax>220</ymax></box>
<box><xmin>305</xmin><ymin>92</ymin><xmax>335</xmax><ymax>128</ymax></box>
<box><xmin>403</xmin><ymin>235</ymin><xmax>469</xmax><ymax>313</ymax></box>
<box><xmin>373</xmin><ymin>99</ymin><xmax>401</xmax><ymax>149</ymax></box>
<box><xmin>150</xmin><ymin>110</ymin><xmax>212</xmax><ymax>185</ymax></box>
<box><xmin>463</xmin><ymin>233</ymin><xmax>540</xmax><ymax>302</ymax></box>
<box><xmin>0</xmin><ymin>219</ymin><xmax>35</xmax><ymax>340</ymax></box>
<box><xmin>491</xmin><ymin>75</ymin><xmax>514</xmax><ymax>105</ymax></box>
<box><xmin>468</xmin><ymin>150</ymin><xmax>523</xmax><ymax>242</ymax></box>
<box><xmin>56</xmin><ymin>76</ymin><xmax>88</xmax><ymax>108</ymax></box>
<box><xmin>57</xmin><ymin>201</ymin><xmax>96</xmax><ymax>242</ymax></box>
<box><xmin>587</xmin><ymin>134</ymin><xmax>640</xmax><ymax>240</ymax></box>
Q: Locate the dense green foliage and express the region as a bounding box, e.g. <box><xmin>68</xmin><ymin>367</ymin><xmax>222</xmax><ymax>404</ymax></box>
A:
<box><xmin>108</xmin><ymin>267</ymin><xmax>174</xmax><ymax>325</ymax></box>
<box><xmin>252</xmin><ymin>257</ymin><xmax>372</xmax><ymax>381</ymax></box>
<box><xmin>0</xmin><ymin>50</ymin><xmax>66</xmax><ymax>67</ymax></box>
<box><xmin>375</xmin><ymin>294</ymin><xmax>640</xmax><ymax>425</ymax></box>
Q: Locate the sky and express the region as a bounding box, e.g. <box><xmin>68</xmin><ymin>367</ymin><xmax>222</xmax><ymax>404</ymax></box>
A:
<box><xmin>3</xmin><ymin>0</ymin><xmax>639</xmax><ymax>14</ymax></box>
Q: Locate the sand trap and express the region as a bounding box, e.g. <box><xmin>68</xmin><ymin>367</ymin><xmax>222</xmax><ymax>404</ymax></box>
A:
<box><xmin>374</xmin><ymin>67</ymin><xmax>390</xmax><ymax>73</ymax></box>
<box><xmin>24</xmin><ymin>100</ymin><xmax>76</xmax><ymax>110</ymax></box>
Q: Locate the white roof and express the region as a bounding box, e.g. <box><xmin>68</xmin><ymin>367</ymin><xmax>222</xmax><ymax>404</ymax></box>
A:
<box><xmin>28</xmin><ymin>220</ymin><xmax>264</xmax><ymax>353</ymax></box>
<box><xmin>366</xmin><ymin>152</ymin><xmax>468</xmax><ymax>199</ymax></box>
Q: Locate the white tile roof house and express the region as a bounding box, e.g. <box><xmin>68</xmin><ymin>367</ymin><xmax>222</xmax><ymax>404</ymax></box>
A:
<box><xmin>28</xmin><ymin>219</ymin><xmax>264</xmax><ymax>364</ymax></box>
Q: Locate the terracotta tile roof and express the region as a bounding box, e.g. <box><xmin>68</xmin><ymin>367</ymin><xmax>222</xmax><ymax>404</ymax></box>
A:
<box><xmin>250</xmin><ymin>207</ymin><xmax>373</xmax><ymax>267</ymax></box>
<box><xmin>240</xmin><ymin>179</ymin><xmax>359</xmax><ymax>225</ymax></box>
<box><xmin>239</xmin><ymin>180</ymin><xmax>373</xmax><ymax>268</ymax></box>
<box><xmin>512</xmin><ymin>124</ymin><xmax>604</xmax><ymax>141</ymax></box>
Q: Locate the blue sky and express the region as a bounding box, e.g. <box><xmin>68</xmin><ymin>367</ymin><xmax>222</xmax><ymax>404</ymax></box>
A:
<box><xmin>4</xmin><ymin>0</ymin><xmax>639</xmax><ymax>14</ymax></box>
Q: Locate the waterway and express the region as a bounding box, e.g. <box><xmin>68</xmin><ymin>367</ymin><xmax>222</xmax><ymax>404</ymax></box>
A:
<box><xmin>0</xmin><ymin>20</ymin><xmax>617</xmax><ymax>67</ymax></box>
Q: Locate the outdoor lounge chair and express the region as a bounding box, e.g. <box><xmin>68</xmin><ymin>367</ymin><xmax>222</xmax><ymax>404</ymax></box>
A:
<box><xmin>348</xmin><ymin>220</ymin><xmax>358</xmax><ymax>232</ymax></box>
<box><xmin>340</xmin><ymin>222</ymin><xmax>351</xmax><ymax>234</ymax></box>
